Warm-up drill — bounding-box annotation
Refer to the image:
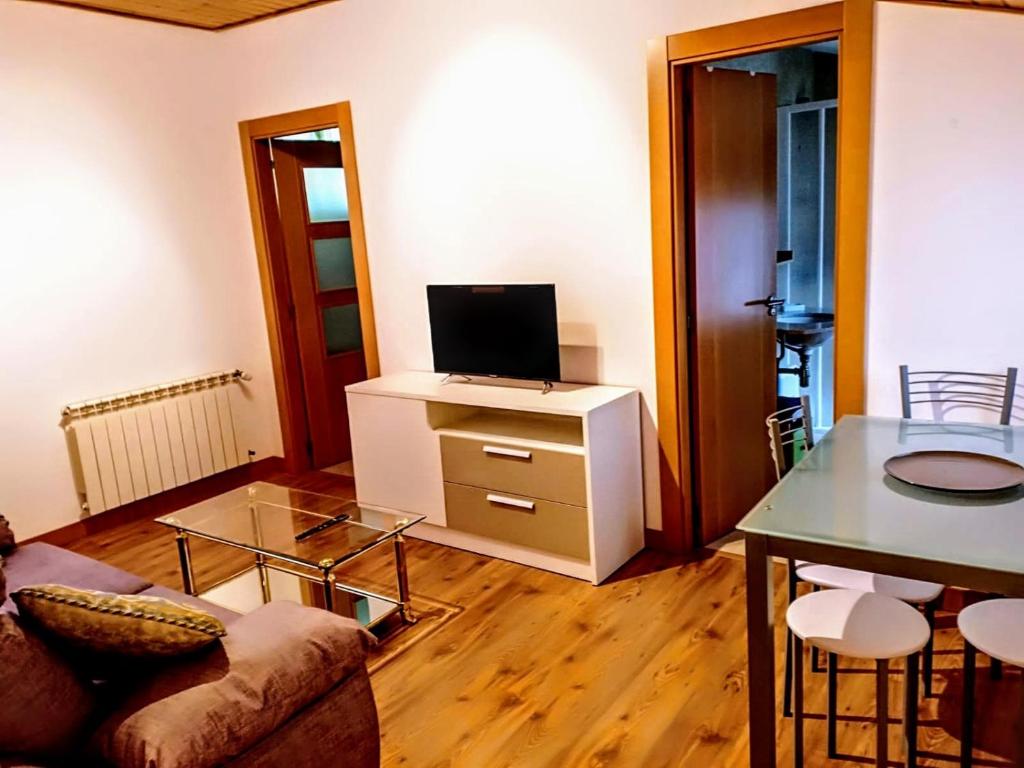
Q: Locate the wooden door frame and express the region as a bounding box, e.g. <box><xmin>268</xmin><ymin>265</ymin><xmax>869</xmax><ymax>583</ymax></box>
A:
<box><xmin>648</xmin><ymin>1</ymin><xmax>874</xmax><ymax>552</ymax></box>
<box><xmin>239</xmin><ymin>102</ymin><xmax>380</xmax><ymax>472</ymax></box>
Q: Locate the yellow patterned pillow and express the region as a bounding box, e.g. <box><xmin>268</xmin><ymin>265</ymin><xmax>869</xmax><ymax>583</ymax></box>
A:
<box><xmin>12</xmin><ymin>585</ymin><xmax>226</xmax><ymax>657</ymax></box>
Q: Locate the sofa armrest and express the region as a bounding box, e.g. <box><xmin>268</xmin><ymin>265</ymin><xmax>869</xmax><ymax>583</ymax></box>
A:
<box><xmin>91</xmin><ymin>601</ymin><xmax>375</xmax><ymax>768</ymax></box>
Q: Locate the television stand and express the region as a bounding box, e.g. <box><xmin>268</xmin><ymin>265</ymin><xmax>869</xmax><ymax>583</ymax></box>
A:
<box><xmin>440</xmin><ymin>373</ymin><xmax>472</xmax><ymax>385</ymax></box>
<box><xmin>344</xmin><ymin>371</ymin><xmax>643</xmax><ymax>584</ymax></box>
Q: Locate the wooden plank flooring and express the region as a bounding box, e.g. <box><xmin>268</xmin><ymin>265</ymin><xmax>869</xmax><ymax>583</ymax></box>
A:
<box><xmin>66</xmin><ymin>472</ymin><xmax>1020</xmax><ymax>767</ymax></box>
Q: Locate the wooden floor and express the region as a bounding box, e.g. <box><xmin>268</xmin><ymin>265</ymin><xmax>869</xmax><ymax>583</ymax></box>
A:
<box><xmin>66</xmin><ymin>472</ymin><xmax>1020</xmax><ymax>767</ymax></box>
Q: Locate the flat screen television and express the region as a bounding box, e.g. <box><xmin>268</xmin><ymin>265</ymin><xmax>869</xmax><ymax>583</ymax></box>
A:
<box><xmin>427</xmin><ymin>284</ymin><xmax>561</xmax><ymax>383</ymax></box>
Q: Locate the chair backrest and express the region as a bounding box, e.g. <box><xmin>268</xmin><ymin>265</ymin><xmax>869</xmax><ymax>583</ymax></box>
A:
<box><xmin>766</xmin><ymin>395</ymin><xmax>814</xmax><ymax>481</ymax></box>
<box><xmin>899</xmin><ymin>366</ymin><xmax>1018</xmax><ymax>425</ymax></box>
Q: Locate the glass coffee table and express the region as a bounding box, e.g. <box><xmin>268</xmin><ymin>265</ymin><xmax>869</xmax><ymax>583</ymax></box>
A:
<box><xmin>155</xmin><ymin>482</ymin><xmax>423</xmax><ymax>637</ymax></box>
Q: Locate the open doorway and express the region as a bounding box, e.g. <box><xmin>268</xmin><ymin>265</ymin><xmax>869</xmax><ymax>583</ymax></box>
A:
<box><xmin>647</xmin><ymin>3</ymin><xmax>875</xmax><ymax>554</ymax></box>
<box><xmin>240</xmin><ymin>104</ymin><xmax>379</xmax><ymax>475</ymax></box>
<box><xmin>684</xmin><ymin>42</ymin><xmax>839</xmax><ymax>545</ymax></box>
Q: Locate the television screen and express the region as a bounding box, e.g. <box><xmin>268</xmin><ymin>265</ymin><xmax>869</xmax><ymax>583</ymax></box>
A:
<box><xmin>427</xmin><ymin>284</ymin><xmax>561</xmax><ymax>382</ymax></box>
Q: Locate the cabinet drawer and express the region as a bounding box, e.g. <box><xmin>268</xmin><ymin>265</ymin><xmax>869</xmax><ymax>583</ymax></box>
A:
<box><xmin>444</xmin><ymin>482</ymin><xmax>589</xmax><ymax>561</ymax></box>
<box><xmin>440</xmin><ymin>435</ymin><xmax>587</xmax><ymax>507</ymax></box>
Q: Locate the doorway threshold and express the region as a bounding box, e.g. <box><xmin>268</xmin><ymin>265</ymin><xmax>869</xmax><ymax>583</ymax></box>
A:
<box><xmin>707</xmin><ymin>530</ymin><xmax>787</xmax><ymax>565</ymax></box>
<box><xmin>322</xmin><ymin>461</ymin><xmax>355</xmax><ymax>477</ymax></box>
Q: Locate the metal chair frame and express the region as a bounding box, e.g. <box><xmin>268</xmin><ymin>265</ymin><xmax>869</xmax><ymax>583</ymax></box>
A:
<box><xmin>767</xmin><ymin>396</ymin><xmax>815</xmax><ymax>720</ymax></box>
<box><xmin>767</xmin><ymin>395</ymin><xmax>815</xmax><ymax>483</ymax></box>
<box><xmin>899</xmin><ymin>366</ymin><xmax>1018</xmax><ymax>425</ymax></box>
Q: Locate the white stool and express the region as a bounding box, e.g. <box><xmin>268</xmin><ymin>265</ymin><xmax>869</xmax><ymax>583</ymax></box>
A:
<box><xmin>794</xmin><ymin>561</ymin><xmax>944</xmax><ymax>696</ymax></box>
<box><xmin>957</xmin><ymin>599</ymin><xmax>1024</xmax><ymax>767</ymax></box>
<box><xmin>787</xmin><ymin>589</ymin><xmax>931</xmax><ymax>768</ymax></box>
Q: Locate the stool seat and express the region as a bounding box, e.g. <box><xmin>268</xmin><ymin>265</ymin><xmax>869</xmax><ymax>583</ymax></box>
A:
<box><xmin>787</xmin><ymin>589</ymin><xmax>931</xmax><ymax>660</ymax></box>
<box><xmin>958</xmin><ymin>599</ymin><xmax>1024</xmax><ymax>666</ymax></box>
<box><xmin>795</xmin><ymin>561</ymin><xmax>943</xmax><ymax>603</ymax></box>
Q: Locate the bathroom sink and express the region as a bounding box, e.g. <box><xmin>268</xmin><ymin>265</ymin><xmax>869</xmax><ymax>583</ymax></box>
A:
<box><xmin>776</xmin><ymin>311</ymin><xmax>835</xmax><ymax>349</ymax></box>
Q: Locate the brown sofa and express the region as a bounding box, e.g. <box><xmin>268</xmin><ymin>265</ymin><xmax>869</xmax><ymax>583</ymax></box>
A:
<box><xmin>0</xmin><ymin>541</ymin><xmax>381</xmax><ymax>768</ymax></box>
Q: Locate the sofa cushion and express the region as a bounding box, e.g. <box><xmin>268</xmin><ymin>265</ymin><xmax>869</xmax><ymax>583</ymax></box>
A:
<box><xmin>0</xmin><ymin>612</ymin><xmax>96</xmax><ymax>757</ymax></box>
<box><xmin>0</xmin><ymin>560</ymin><xmax>6</xmax><ymax>606</ymax></box>
<box><xmin>13</xmin><ymin>585</ymin><xmax>227</xmax><ymax>658</ymax></box>
<box><xmin>230</xmin><ymin>668</ymin><xmax>380</xmax><ymax>768</ymax></box>
<box><xmin>136</xmin><ymin>585</ymin><xmax>242</xmax><ymax>627</ymax></box>
<box><xmin>2</xmin><ymin>543</ymin><xmax>151</xmax><ymax>614</ymax></box>
<box><xmin>91</xmin><ymin>601</ymin><xmax>374</xmax><ymax>768</ymax></box>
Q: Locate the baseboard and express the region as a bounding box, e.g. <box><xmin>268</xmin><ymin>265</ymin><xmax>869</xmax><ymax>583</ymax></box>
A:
<box><xmin>28</xmin><ymin>456</ymin><xmax>286</xmax><ymax>547</ymax></box>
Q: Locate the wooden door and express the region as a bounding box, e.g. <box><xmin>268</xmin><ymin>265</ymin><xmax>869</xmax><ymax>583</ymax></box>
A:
<box><xmin>686</xmin><ymin>66</ymin><xmax>778</xmax><ymax>545</ymax></box>
<box><xmin>271</xmin><ymin>139</ymin><xmax>367</xmax><ymax>468</ymax></box>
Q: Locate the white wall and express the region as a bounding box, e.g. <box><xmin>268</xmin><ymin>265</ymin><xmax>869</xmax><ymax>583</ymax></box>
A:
<box><xmin>217</xmin><ymin>0</ymin><xmax>828</xmax><ymax>530</ymax></box>
<box><xmin>4</xmin><ymin>0</ymin><xmax>835</xmax><ymax>538</ymax></box>
<box><xmin>7</xmin><ymin>0</ymin><xmax>1022</xmax><ymax>539</ymax></box>
<box><xmin>867</xmin><ymin>3</ymin><xmax>1024</xmax><ymax>423</ymax></box>
<box><xmin>0</xmin><ymin>3</ymin><xmax>282</xmax><ymax>539</ymax></box>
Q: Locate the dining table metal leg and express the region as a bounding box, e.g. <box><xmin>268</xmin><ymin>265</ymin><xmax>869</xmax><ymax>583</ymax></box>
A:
<box><xmin>745</xmin><ymin>533</ymin><xmax>777</xmax><ymax>768</ymax></box>
<box><xmin>784</xmin><ymin>561</ymin><xmax>797</xmax><ymax>718</ymax></box>
<box><xmin>794</xmin><ymin>635</ymin><xmax>804</xmax><ymax>768</ymax></box>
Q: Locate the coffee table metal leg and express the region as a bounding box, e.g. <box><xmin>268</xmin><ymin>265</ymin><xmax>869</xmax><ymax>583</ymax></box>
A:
<box><xmin>175</xmin><ymin>530</ymin><xmax>196</xmax><ymax>596</ymax></box>
<box><xmin>256</xmin><ymin>553</ymin><xmax>272</xmax><ymax>604</ymax></box>
<box><xmin>321</xmin><ymin>571</ymin><xmax>336</xmax><ymax>612</ymax></box>
<box><xmin>394</xmin><ymin>534</ymin><xmax>415</xmax><ymax>624</ymax></box>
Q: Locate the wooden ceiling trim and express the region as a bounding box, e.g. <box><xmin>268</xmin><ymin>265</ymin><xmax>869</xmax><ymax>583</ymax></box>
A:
<box><xmin>942</xmin><ymin>0</ymin><xmax>1024</xmax><ymax>7</ymax></box>
<box><xmin>26</xmin><ymin>0</ymin><xmax>1024</xmax><ymax>32</ymax></box>
<box><xmin>887</xmin><ymin>0</ymin><xmax>1024</xmax><ymax>10</ymax></box>
<box><xmin>24</xmin><ymin>0</ymin><xmax>343</xmax><ymax>31</ymax></box>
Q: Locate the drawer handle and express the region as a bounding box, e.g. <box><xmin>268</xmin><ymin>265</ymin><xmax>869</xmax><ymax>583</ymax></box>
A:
<box><xmin>486</xmin><ymin>493</ymin><xmax>536</xmax><ymax>511</ymax></box>
<box><xmin>482</xmin><ymin>445</ymin><xmax>532</xmax><ymax>460</ymax></box>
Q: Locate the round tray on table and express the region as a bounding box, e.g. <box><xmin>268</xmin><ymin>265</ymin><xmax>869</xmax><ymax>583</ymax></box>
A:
<box><xmin>884</xmin><ymin>450</ymin><xmax>1024</xmax><ymax>493</ymax></box>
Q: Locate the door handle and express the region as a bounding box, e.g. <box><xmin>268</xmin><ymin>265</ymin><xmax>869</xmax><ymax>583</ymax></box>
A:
<box><xmin>483</xmin><ymin>445</ymin><xmax>532</xmax><ymax>460</ymax></box>
<box><xmin>486</xmin><ymin>493</ymin><xmax>536</xmax><ymax>511</ymax></box>
<box><xmin>744</xmin><ymin>294</ymin><xmax>786</xmax><ymax>317</ymax></box>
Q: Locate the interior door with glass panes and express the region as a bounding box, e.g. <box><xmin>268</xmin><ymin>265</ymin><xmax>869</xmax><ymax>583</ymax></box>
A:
<box><xmin>271</xmin><ymin>136</ymin><xmax>367</xmax><ymax>468</ymax></box>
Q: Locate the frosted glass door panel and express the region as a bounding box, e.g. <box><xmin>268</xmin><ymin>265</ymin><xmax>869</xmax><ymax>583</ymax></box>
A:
<box><xmin>313</xmin><ymin>238</ymin><xmax>356</xmax><ymax>291</ymax></box>
<box><xmin>323</xmin><ymin>304</ymin><xmax>363</xmax><ymax>356</ymax></box>
<box><xmin>304</xmin><ymin>168</ymin><xmax>349</xmax><ymax>222</ymax></box>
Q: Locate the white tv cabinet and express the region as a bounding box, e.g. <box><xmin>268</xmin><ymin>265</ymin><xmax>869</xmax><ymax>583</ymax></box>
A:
<box><xmin>345</xmin><ymin>371</ymin><xmax>643</xmax><ymax>584</ymax></box>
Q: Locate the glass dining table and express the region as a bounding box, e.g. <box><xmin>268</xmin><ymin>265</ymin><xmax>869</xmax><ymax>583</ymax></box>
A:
<box><xmin>738</xmin><ymin>415</ymin><xmax>1024</xmax><ymax>767</ymax></box>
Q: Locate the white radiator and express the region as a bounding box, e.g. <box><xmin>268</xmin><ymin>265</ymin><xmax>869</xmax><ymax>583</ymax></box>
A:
<box><xmin>63</xmin><ymin>370</ymin><xmax>253</xmax><ymax>514</ymax></box>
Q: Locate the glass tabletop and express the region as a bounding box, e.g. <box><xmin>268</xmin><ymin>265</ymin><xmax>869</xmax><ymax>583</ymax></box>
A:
<box><xmin>738</xmin><ymin>416</ymin><xmax>1024</xmax><ymax>575</ymax></box>
<box><xmin>155</xmin><ymin>482</ymin><xmax>424</xmax><ymax>569</ymax></box>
